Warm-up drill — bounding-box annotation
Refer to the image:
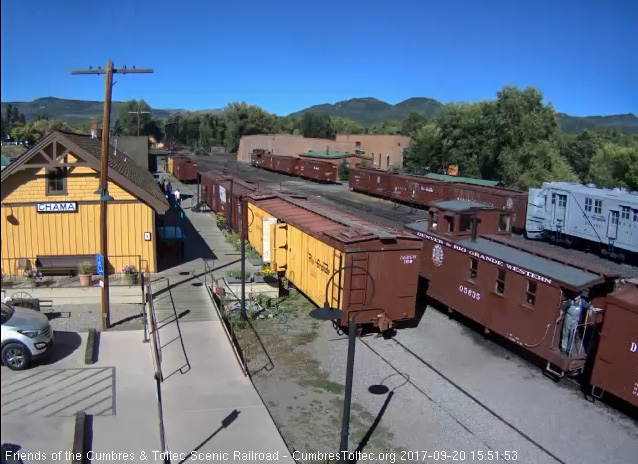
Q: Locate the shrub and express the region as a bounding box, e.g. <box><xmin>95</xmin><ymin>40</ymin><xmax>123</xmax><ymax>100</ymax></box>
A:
<box><xmin>78</xmin><ymin>261</ymin><xmax>94</xmax><ymax>275</ymax></box>
<box><xmin>338</xmin><ymin>159</ymin><xmax>350</xmax><ymax>181</ymax></box>
<box><xmin>122</xmin><ymin>264</ymin><xmax>137</xmax><ymax>275</ymax></box>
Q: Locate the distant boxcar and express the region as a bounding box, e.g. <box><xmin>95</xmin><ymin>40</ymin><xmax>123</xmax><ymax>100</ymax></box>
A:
<box><xmin>172</xmin><ymin>157</ymin><xmax>198</xmax><ymax>182</ymax></box>
<box><xmin>297</xmin><ymin>158</ymin><xmax>338</xmax><ymax>183</ymax></box>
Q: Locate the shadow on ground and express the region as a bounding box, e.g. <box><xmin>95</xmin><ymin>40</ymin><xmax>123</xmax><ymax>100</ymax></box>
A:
<box><xmin>37</xmin><ymin>331</ymin><xmax>83</xmax><ymax>366</ymax></box>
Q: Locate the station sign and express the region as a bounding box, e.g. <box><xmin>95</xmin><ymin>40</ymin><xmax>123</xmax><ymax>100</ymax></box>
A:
<box><xmin>36</xmin><ymin>202</ymin><xmax>78</xmax><ymax>213</ymax></box>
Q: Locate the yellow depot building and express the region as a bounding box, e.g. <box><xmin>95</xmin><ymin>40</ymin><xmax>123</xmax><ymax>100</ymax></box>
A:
<box><xmin>1</xmin><ymin>130</ymin><xmax>170</xmax><ymax>276</ymax></box>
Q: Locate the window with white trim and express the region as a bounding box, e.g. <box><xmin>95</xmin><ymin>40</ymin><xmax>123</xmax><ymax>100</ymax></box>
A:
<box><xmin>594</xmin><ymin>199</ymin><xmax>602</xmax><ymax>214</ymax></box>
<box><xmin>585</xmin><ymin>198</ymin><xmax>592</xmax><ymax>212</ymax></box>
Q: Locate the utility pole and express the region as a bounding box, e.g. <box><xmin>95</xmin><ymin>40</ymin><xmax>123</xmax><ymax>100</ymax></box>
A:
<box><xmin>129</xmin><ymin>106</ymin><xmax>151</xmax><ymax>136</ymax></box>
<box><xmin>71</xmin><ymin>60</ymin><xmax>153</xmax><ymax>330</ymax></box>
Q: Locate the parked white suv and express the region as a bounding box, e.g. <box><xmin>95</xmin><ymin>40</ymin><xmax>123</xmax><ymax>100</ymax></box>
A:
<box><xmin>1</xmin><ymin>302</ymin><xmax>54</xmax><ymax>370</ymax></box>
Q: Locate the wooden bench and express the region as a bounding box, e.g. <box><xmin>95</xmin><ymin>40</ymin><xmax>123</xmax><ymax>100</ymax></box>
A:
<box><xmin>36</xmin><ymin>255</ymin><xmax>95</xmax><ymax>276</ymax></box>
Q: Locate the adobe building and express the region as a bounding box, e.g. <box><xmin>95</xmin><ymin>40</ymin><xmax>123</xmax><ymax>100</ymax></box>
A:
<box><xmin>336</xmin><ymin>134</ymin><xmax>411</xmax><ymax>170</ymax></box>
<box><xmin>237</xmin><ymin>134</ymin><xmax>411</xmax><ymax>170</ymax></box>
<box><xmin>237</xmin><ymin>134</ymin><xmax>356</xmax><ymax>164</ymax></box>
<box><xmin>1</xmin><ymin>130</ymin><xmax>169</xmax><ymax>276</ymax></box>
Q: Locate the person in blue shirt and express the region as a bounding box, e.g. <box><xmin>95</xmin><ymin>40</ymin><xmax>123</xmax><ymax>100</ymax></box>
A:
<box><xmin>560</xmin><ymin>292</ymin><xmax>590</xmax><ymax>355</ymax></box>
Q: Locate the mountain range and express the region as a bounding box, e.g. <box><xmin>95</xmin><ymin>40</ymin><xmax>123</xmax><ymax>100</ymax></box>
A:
<box><xmin>2</xmin><ymin>96</ymin><xmax>637</xmax><ymax>134</ymax></box>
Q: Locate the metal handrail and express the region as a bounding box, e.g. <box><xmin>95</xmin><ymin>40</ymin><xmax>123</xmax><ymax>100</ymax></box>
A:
<box><xmin>145</xmin><ymin>276</ymin><xmax>163</xmax><ymax>380</ymax></box>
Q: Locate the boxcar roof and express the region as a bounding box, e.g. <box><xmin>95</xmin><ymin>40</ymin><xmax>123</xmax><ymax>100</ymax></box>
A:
<box><xmin>432</xmin><ymin>200</ymin><xmax>494</xmax><ymax>212</ymax></box>
<box><xmin>249</xmin><ymin>194</ymin><xmax>417</xmax><ymax>246</ymax></box>
<box><xmin>607</xmin><ymin>284</ymin><xmax>638</xmax><ymax>314</ymax></box>
<box><xmin>423</xmin><ymin>173</ymin><xmax>503</xmax><ymax>187</ymax></box>
<box><xmin>458</xmin><ymin>238</ymin><xmax>602</xmax><ymax>288</ymax></box>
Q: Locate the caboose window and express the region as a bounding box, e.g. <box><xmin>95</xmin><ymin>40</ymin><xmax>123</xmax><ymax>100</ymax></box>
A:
<box><xmin>585</xmin><ymin>198</ymin><xmax>592</xmax><ymax>212</ymax></box>
<box><xmin>621</xmin><ymin>206</ymin><xmax>630</xmax><ymax>220</ymax></box>
<box><xmin>469</xmin><ymin>259</ymin><xmax>478</xmax><ymax>281</ymax></box>
<box><xmin>526</xmin><ymin>280</ymin><xmax>537</xmax><ymax>306</ymax></box>
<box><xmin>495</xmin><ymin>269</ymin><xmax>506</xmax><ymax>295</ymax></box>
<box><xmin>594</xmin><ymin>199</ymin><xmax>602</xmax><ymax>214</ymax></box>
<box><xmin>446</xmin><ymin>217</ymin><xmax>455</xmax><ymax>233</ymax></box>
<box><xmin>459</xmin><ymin>214</ymin><xmax>472</xmax><ymax>232</ymax></box>
<box><xmin>634</xmin><ymin>210</ymin><xmax>638</xmax><ymax>222</ymax></box>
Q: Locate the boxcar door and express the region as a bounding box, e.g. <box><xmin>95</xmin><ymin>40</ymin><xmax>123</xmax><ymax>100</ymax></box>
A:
<box><xmin>262</xmin><ymin>217</ymin><xmax>278</xmax><ymax>264</ymax></box>
<box><xmin>607</xmin><ymin>210</ymin><xmax>619</xmax><ymax>240</ymax></box>
<box><xmin>270</xmin><ymin>223</ymin><xmax>288</xmax><ymax>272</ymax></box>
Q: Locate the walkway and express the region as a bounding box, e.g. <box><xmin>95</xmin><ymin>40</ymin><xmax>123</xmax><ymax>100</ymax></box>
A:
<box><xmin>151</xmin><ymin>174</ymin><xmax>294</xmax><ymax>463</ymax></box>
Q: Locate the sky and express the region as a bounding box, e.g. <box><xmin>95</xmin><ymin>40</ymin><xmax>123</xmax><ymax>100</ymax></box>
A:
<box><xmin>1</xmin><ymin>0</ymin><xmax>636</xmax><ymax>116</ymax></box>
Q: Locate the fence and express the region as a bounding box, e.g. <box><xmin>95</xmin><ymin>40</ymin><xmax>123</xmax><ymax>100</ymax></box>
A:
<box><xmin>144</xmin><ymin>276</ymin><xmax>171</xmax><ymax>463</ymax></box>
<box><xmin>0</xmin><ymin>255</ymin><xmax>147</xmax><ymax>295</ymax></box>
<box><xmin>204</xmin><ymin>259</ymin><xmax>248</xmax><ymax>376</ymax></box>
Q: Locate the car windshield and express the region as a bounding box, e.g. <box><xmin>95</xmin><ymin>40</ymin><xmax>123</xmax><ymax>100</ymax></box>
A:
<box><xmin>1</xmin><ymin>302</ymin><xmax>15</xmax><ymax>324</ymax></box>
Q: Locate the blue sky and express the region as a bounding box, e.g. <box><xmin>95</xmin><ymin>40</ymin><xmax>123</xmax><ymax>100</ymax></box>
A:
<box><xmin>1</xmin><ymin>0</ymin><xmax>636</xmax><ymax>116</ymax></box>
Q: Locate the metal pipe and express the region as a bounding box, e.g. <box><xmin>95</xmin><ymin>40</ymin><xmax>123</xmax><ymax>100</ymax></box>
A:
<box><xmin>240</xmin><ymin>198</ymin><xmax>246</xmax><ymax>320</ymax></box>
<box><xmin>228</xmin><ymin>178</ymin><xmax>234</xmax><ymax>233</ymax></box>
<box><xmin>471</xmin><ymin>210</ymin><xmax>478</xmax><ymax>241</ymax></box>
<box><xmin>339</xmin><ymin>317</ymin><xmax>357</xmax><ymax>463</ymax></box>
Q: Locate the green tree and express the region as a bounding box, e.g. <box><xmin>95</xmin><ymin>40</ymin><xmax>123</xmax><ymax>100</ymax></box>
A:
<box><xmin>224</xmin><ymin>102</ymin><xmax>277</xmax><ymax>152</ymax></box>
<box><xmin>401</xmin><ymin>112</ymin><xmax>428</xmax><ymax>137</ymax></box>
<box><xmin>333</xmin><ymin>117</ymin><xmax>365</xmax><ymax>135</ymax></box>
<box><xmin>588</xmin><ymin>143</ymin><xmax>638</xmax><ymax>190</ymax></box>
<box><xmin>367</xmin><ymin>120</ymin><xmax>401</xmax><ymax>134</ymax></box>
<box><xmin>499</xmin><ymin>140</ymin><xmax>578</xmax><ymax>189</ymax></box>
<box><xmin>115</xmin><ymin>99</ymin><xmax>152</xmax><ymax>136</ymax></box>
<box><xmin>403</xmin><ymin>123</ymin><xmax>444</xmax><ymax>174</ymax></box>
<box><xmin>300</xmin><ymin>112</ymin><xmax>336</xmax><ymax>139</ymax></box>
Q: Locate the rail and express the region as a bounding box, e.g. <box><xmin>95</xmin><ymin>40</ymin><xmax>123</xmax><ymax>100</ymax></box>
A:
<box><xmin>144</xmin><ymin>275</ymin><xmax>171</xmax><ymax>464</ymax></box>
<box><xmin>152</xmin><ymin>276</ymin><xmax>191</xmax><ymax>379</ymax></box>
<box><xmin>203</xmin><ymin>259</ymin><xmax>248</xmax><ymax>376</ymax></box>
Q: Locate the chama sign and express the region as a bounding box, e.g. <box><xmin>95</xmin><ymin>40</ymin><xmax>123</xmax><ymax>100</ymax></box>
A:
<box><xmin>36</xmin><ymin>202</ymin><xmax>78</xmax><ymax>213</ymax></box>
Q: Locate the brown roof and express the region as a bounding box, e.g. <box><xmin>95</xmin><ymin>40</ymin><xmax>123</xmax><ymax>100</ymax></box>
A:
<box><xmin>1</xmin><ymin>130</ymin><xmax>169</xmax><ymax>213</ymax></box>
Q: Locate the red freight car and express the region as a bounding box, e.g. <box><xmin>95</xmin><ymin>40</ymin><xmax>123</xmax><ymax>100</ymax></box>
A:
<box><xmin>297</xmin><ymin>158</ymin><xmax>338</xmax><ymax>183</ymax></box>
<box><xmin>406</xmin><ymin>199</ymin><xmax>617</xmax><ymax>377</ymax></box>
<box><xmin>257</xmin><ymin>153</ymin><xmax>298</xmax><ymax>175</ymax></box>
<box><xmin>446</xmin><ymin>183</ymin><xmax>528</xmax><ymax>231</ymax></box>
<box><xmin>173</xmin><ymin>157</ymin><xmax>199</xmax><ymax>182</ymax></box>
<box><xmin>200</xmin><ymin>171</ymin><xmax>256</xmax><ymax>232</ymax></box>
<box><xmin>391</xmin><ymin>174</ymin><xmax>450</xmax><ymax>205</ymax></box>
<box><xmin>589</xmin><ymin>283</ymin><xmax>638</xmax><ymax>407</ymax></box>
<box><xmin>349</xmin><ymin>166</ymin><xmax>395</xmax><ymax>197</ymax></box>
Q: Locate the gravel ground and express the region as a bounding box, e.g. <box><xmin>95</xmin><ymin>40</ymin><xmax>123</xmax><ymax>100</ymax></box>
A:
<box><xmin>308</xmin><ymin>308</ymin><xmax>638</xmax><ymax>464</ymax></box>
<box><xmin>228</xmin><ymin>287</ymin><xmax>637</xmax><ymax>464</ymax></box>
<box><xmin>45</xmin><ymin>303</ymin><xmax>145</xmax><ymax>332</ymax></box>
<box><xmin>232</xmin><ymin>290</ymin><xmax>416</xmax><ymax>464</ymax></box>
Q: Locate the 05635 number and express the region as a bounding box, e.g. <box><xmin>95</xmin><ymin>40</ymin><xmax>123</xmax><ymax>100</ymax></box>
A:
<box><xmin>459</xmin><ymin>285</ymin><xmax>481</xmax><ymax>301</ymax></box>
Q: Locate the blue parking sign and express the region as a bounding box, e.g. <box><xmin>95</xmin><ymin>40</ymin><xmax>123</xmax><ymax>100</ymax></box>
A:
<box><xmin>96</xmin><ymin>253</ymin><xmax>105</xmax><ymax>277</ymax></box>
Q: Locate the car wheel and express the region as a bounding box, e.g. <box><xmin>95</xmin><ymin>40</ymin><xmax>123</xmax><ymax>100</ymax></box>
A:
<box><xmin>2</xmin><ymin>343</ymin><xmax>31</xmax><ymax>371</ymax></box>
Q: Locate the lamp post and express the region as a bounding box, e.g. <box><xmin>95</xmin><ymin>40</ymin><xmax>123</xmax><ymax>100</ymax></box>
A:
<box><xmin>309</xmin><ymin>265</ymin><xmax>376</xmax><ymax>463</ymax></box>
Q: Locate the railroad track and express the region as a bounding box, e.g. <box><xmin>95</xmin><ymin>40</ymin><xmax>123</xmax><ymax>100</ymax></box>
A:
<box><xmin>358</xmin><ymin>336</ymin><xmax>567</xmax><ymax>464</ymax></box>
<box><xmin>195</xmin><ymin>156</ymin><xmax>638</xmax><ymax>279</ymax></box>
